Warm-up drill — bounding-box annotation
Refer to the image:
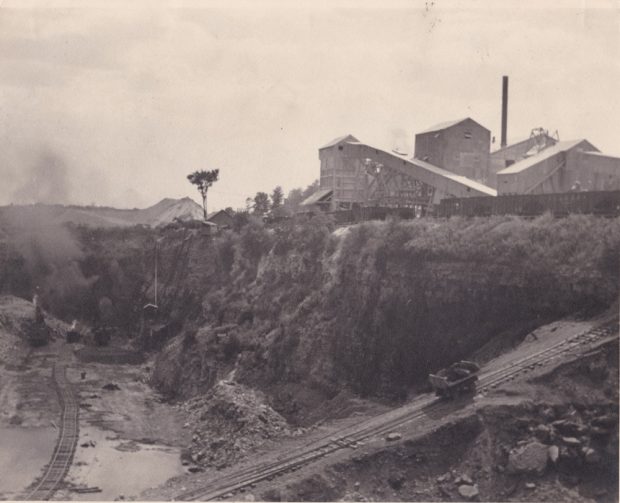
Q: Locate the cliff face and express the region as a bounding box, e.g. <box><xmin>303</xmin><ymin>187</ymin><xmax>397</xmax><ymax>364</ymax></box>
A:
<box><xmin>151</xmin><ymin>214</ymin><xmax>620</xmax><ymax>415</ymax></box>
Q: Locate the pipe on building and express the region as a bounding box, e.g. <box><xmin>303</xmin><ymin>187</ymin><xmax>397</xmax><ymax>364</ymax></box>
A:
<box><xmin>501</xmin><ymin>76</ymin><xmax>508</xmax><ymax>147</ymax></box>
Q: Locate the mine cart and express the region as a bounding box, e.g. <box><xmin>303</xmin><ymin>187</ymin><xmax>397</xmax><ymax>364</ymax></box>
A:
<box><xmin>429</xmin><ymin>360</ymin><xmax>480</xmax><ymax>399</ymax></box>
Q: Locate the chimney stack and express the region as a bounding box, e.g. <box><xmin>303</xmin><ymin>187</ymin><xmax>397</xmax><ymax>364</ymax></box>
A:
<box><xmin>501</xmin><ymin>76</ymin><xmax>508</xmax><ymax>147</ymax></box>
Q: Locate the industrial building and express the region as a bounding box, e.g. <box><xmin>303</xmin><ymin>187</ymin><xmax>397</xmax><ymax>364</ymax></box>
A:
<box><xmin>302</xmin><ymin>77</ymin><xmax>620</xmax><ymax>213</ymax></box>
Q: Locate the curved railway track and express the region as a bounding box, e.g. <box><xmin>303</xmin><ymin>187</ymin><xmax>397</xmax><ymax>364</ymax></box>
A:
<box><xmin>176</xmin><ymin>318</ymin><xmax>618</xmax><ymax>501</ymax></box>
<box><xmin>23</xmin><ymin>361</ymin><xmax>79</xmax><ymax>501</ymax></box>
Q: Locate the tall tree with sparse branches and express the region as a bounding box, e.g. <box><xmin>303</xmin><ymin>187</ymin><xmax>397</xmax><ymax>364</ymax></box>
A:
<box><xmin>187</xmin><ymin>169</ymin><xmax>219</xmax><ymax>221</ymax></box>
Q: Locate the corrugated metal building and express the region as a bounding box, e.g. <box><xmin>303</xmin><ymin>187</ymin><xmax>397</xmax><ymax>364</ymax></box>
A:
<box><xmin>305</xmin><ymin>118</ymin><xmax>620</xmax><ymax>211</ymax></box>
<box><xmin>414</xmin><ymin>118</ymin><xmax>491</xmax><ymax>184</ymax></box>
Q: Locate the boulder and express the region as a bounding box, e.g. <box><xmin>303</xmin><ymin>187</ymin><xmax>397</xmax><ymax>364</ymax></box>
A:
<box><xmin>534</xmin><ymin>424</ymin><xmax>553</xmax><ymax>442</ymax></box>
<box><xmin>582</xmin><ymin>447</ymin><xmax>601</xmax><ymax>464</ymax></box>
<box><xmin>592</xmin><ymin>414</ymin><xmax>617</xmax><ymax>429</ymax></box>
<box><xmin>590</xmin><ymin>426</ymin><xmax>612</xmax><ymax>437</ymax></box>
<box><xmin>458</xmin><ymin>484</ymin><xmax>479</xmax><ymax>500</ymax></box>
<box><xmin>507</xmin><ymin>441</ymin><xmax>549</xmax><ymax>474</ymax></box>
<box><xmin>436</xmin><ymin>472</ymin><xmax>451</xmax><ymax>483</ymax></box>
<box><xmin>386</xmin><ymin>432</ymin><xmax>402</xmax><ymax>441</ymax></box>
<box><xmin>552</xmin><ymin>420</ymin><xmax>583</xmax><ymax>436</ymax></box>
<box><xmin>525</xmin><ymin>482</ymin><xmax>536</xmax><ymax>489</ymax></box>
<box><xmin>561</xmin><ymin>437</ymin><xmax>581</xmax><ymax>447</ymax></box>
<box><xmin>455</xmin><ymin>474</ymin><xmax>473</xmax><ymax>485</ymax></box>
<box><xmin>548</xmin><ymin>445</ymin><xmax>560</xmax><ymax>464</ymax></box>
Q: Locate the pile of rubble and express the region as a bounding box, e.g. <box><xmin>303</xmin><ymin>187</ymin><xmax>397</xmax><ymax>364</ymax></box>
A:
<box><xmin>501</xmin><ymin>404</ymin><xmax>618</xmax><ymax>477</ymax></box>
<box><xmin>180</xmin><ymin>380</ymin><xmax>291</xmax><ymax>469</ymax></box>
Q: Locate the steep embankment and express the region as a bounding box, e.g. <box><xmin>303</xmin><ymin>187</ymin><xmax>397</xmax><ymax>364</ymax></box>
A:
<box><xmin>151</xmin><ymin>214</ymin><xmax>620</xmax><ymax>421</ymax></box>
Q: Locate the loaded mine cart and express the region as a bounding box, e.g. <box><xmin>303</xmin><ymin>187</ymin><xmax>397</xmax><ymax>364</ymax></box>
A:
<box><xmin>429</xmin><ymin>360</ymin><xmax>480</xmax><ymax>399</ymax></box>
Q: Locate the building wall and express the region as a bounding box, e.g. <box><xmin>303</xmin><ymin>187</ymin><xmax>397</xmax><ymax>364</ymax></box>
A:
<box><xmin>319</xmin><ymin>143</ymin><xmax>369</xmax><ymax>210</ymax></box>
<box><xmin>566</xmin><ymin>151</ymin><xmax>620</xmax><ymax>191</ymax></box>
<box><xmin>489</xmin><ymin>136</ymin><xmax>559</xmax><ymax>187</ymax></box>
<box><xmin>414</xmin><ymin>119</ymin><xmax>490</xmax><ymax>183</ymax></box>
<box><xmin>498</xmin><ymin>145</ymin><xmax>620</xmax><ymax>195</ymax></box>
<box><xmin>498</xmin><ymin>152</ymin><xmax>567</xmax><ymax>195</ymax></box>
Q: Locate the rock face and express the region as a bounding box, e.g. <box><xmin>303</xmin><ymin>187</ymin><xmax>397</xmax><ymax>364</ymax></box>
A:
<box><xmin>507</xmin><ymin>441</ymin><xmax>549</xmax><ymax>474</ymax></box>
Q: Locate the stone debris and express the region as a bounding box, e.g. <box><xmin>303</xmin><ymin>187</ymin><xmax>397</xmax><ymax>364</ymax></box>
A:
<box><xmin>455</xmin><ymin>474</ymin><xmax>473</xmax><ymax>485</ymax></box>
<box><xmin>582</xmin><ymin>447</ymin><xmax>601</xmax><ymax>464</ymax></box>
<box><xmin>457</xmin><ymin>483</ymin><xmax>479</xmax><ymax>500</ymax></box>
<box><xmin>507</xmin><ymin>441</ymin><xmax>548</xmax><ymax>474</ymax></box>
<box><xmin>561</xmin><ymin>436</ymin><xmax>581</xmax><ymax>447</ymax></box>
<box><xmin>183</xmin><ymin>381</ymin><xmax>290</xmax><ymax>468</ymax></box>
<box><xmin>436</xmin><ymin>472</ymin><xmax>451</xmax><ymax>483</ymax></box>
<box><xmin>547</xmin><ymin>445</ymin><xmax>560</xmax><ymax>464</ymax></box>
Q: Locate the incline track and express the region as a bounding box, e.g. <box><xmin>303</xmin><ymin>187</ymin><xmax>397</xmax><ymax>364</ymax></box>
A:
<box><xmin>23</xmin><ymin>360</ymin><xmax>79</xmax><ymax>501</ymax></box>
<box><xmin>176</xmin><ymin>318</ymin><xmax>618</xmax><ymax>501</ymax></box>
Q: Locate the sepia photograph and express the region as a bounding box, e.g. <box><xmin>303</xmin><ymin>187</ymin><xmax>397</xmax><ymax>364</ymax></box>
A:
<box><xmin>0</xmin><ymin>0</ymin><xmax>618</xmax><ymax>501</ymax></box>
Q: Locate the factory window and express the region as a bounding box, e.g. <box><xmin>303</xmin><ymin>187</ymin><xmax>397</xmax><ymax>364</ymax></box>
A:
<box><xmin>464</xmin><ymin>131</ymin><xmax>472</xmax><ymax>139</ymax></box>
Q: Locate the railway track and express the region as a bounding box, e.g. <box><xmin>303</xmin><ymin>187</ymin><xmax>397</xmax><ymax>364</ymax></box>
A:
<box><xmin>176</xmin><ymin>318</ymin><xmax>618</xmax><ymax>501</ymax></box>
<box><xmin>23</xmin><ymin>361</ymin><xmax>79</xmax><ymax>501</ymax></box>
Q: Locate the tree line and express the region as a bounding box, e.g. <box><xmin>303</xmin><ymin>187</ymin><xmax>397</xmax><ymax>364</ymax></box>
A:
<box><xmin>187</xmin><ymin>167</ymin><xmax>319</xmax><ymax>221</ymax></box>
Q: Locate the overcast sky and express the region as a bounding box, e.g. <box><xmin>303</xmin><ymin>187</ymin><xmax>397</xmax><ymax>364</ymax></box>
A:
<box><xmin>0</xmin><ymin>0</ymin><xmax>618</xmax><ymax>210</ymax></box>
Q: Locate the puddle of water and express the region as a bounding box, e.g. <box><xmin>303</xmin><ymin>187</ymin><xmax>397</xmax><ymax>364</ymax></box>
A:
<box><xmin>66</xmin><ymin>426</ymin><xmax>185</xmax><ymax>500</ymax></box>
<box><xmin>0</xmin><ymin>426</ymin><xmax>56</xmax><ymax>499</ymax></box>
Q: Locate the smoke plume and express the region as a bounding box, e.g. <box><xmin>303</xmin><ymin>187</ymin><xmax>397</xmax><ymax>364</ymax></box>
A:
<box><xmin>1</xmin><ymin>206</ymin><xmax>97</xmax><ymax>318</ymax></box>
<box><xmin>11</xmin><ymin>148</ymin><xmax>72</xmax><ymax>205</ymax></box>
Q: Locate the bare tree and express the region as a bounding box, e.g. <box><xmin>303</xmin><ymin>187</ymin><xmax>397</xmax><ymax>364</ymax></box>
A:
<box><xmin>187</xmin><ymin>169</ymin><xmax>219</xmax><ymax>220</ymax></box>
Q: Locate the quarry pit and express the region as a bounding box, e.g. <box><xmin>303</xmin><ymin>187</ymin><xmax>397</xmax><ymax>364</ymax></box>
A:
<box><xmin>0</xmin><ymin>208</ymin><xmax>618</xmax><ymax>502</ymax></box>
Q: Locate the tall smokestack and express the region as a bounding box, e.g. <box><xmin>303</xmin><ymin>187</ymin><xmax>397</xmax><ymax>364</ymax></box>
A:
<box><xmin>501</xmin><ymin>75</ymin><xmax>508</xmax><ymax>147</ymax></box>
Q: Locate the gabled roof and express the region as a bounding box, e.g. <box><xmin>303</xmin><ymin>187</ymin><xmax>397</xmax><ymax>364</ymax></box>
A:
<box><xmin>411</xmin><ymin>157</ymin><xmax>498</xmax><ymax>196</ymax></box>
<box><xmin>490</xmin><ymin>134</ymin><xmax>558</xmax><ymax>155</ymax></box>
<box><xmin>300</xmin><ymin>189</ymin><xmax>333</xmax><ymax>206</ymax></box>
<box><xmin>497</xmin><ymin>139</ymin><xmax>598</xmax><ymax>175</ymax></box>
<box><xmin>345</xmin><ymin>139</ymin><xmax>497</xmax><ymax>197</ymax></box>
<box><xmin>417</xmin><ymin>117</ymin><xmax>489</xmax><ymax>135</ymax></box>
<box><xmin>319</xmin><ymin>134</ymin><xmax>359</xmax><ymax>150</ymax></box>
<box><xmin>207</xmin><ymin>209</ymin><xmax>232</xmax><ymax>219</ymax></box>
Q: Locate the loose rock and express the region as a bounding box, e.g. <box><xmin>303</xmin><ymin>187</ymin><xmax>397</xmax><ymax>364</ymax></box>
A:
<box><xmin>582</xmin><ymin>447</ymin><xmax>601</xmax><ymax>464</ymax></box>
<box><xmin>561</xmin><ymin>437</ymin><xmax>581</xmax><ymax>447</ymax></box>
<box><xmin>458</xmin><ymin>484</ymin><xmax>479</xmax><ymax>500</ymax></box>
<box><xmin>386</xmin><ymin>432</ymin><xmax>402</xmax><ymax>441</ymax></box>
<box><xmin>507</xmin><ymin>441</ymin><xmax>548</xmax><ymax>474</ymax></box>
<box><xmin>455</xmin><ymin>474</ymin><xmax>473</xmax><ymax>485</ymax></box>
<box><xmin>548</xmin><ymin>445</ymin><xmax>559</xmax><ymax>464</ymax></box>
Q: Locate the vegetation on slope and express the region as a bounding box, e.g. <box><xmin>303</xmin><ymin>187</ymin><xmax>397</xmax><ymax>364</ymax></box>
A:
<box><xmin>151</xmin><ymin>214</ymin><xmax>620</xmax><ymax>415</ymax></box>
